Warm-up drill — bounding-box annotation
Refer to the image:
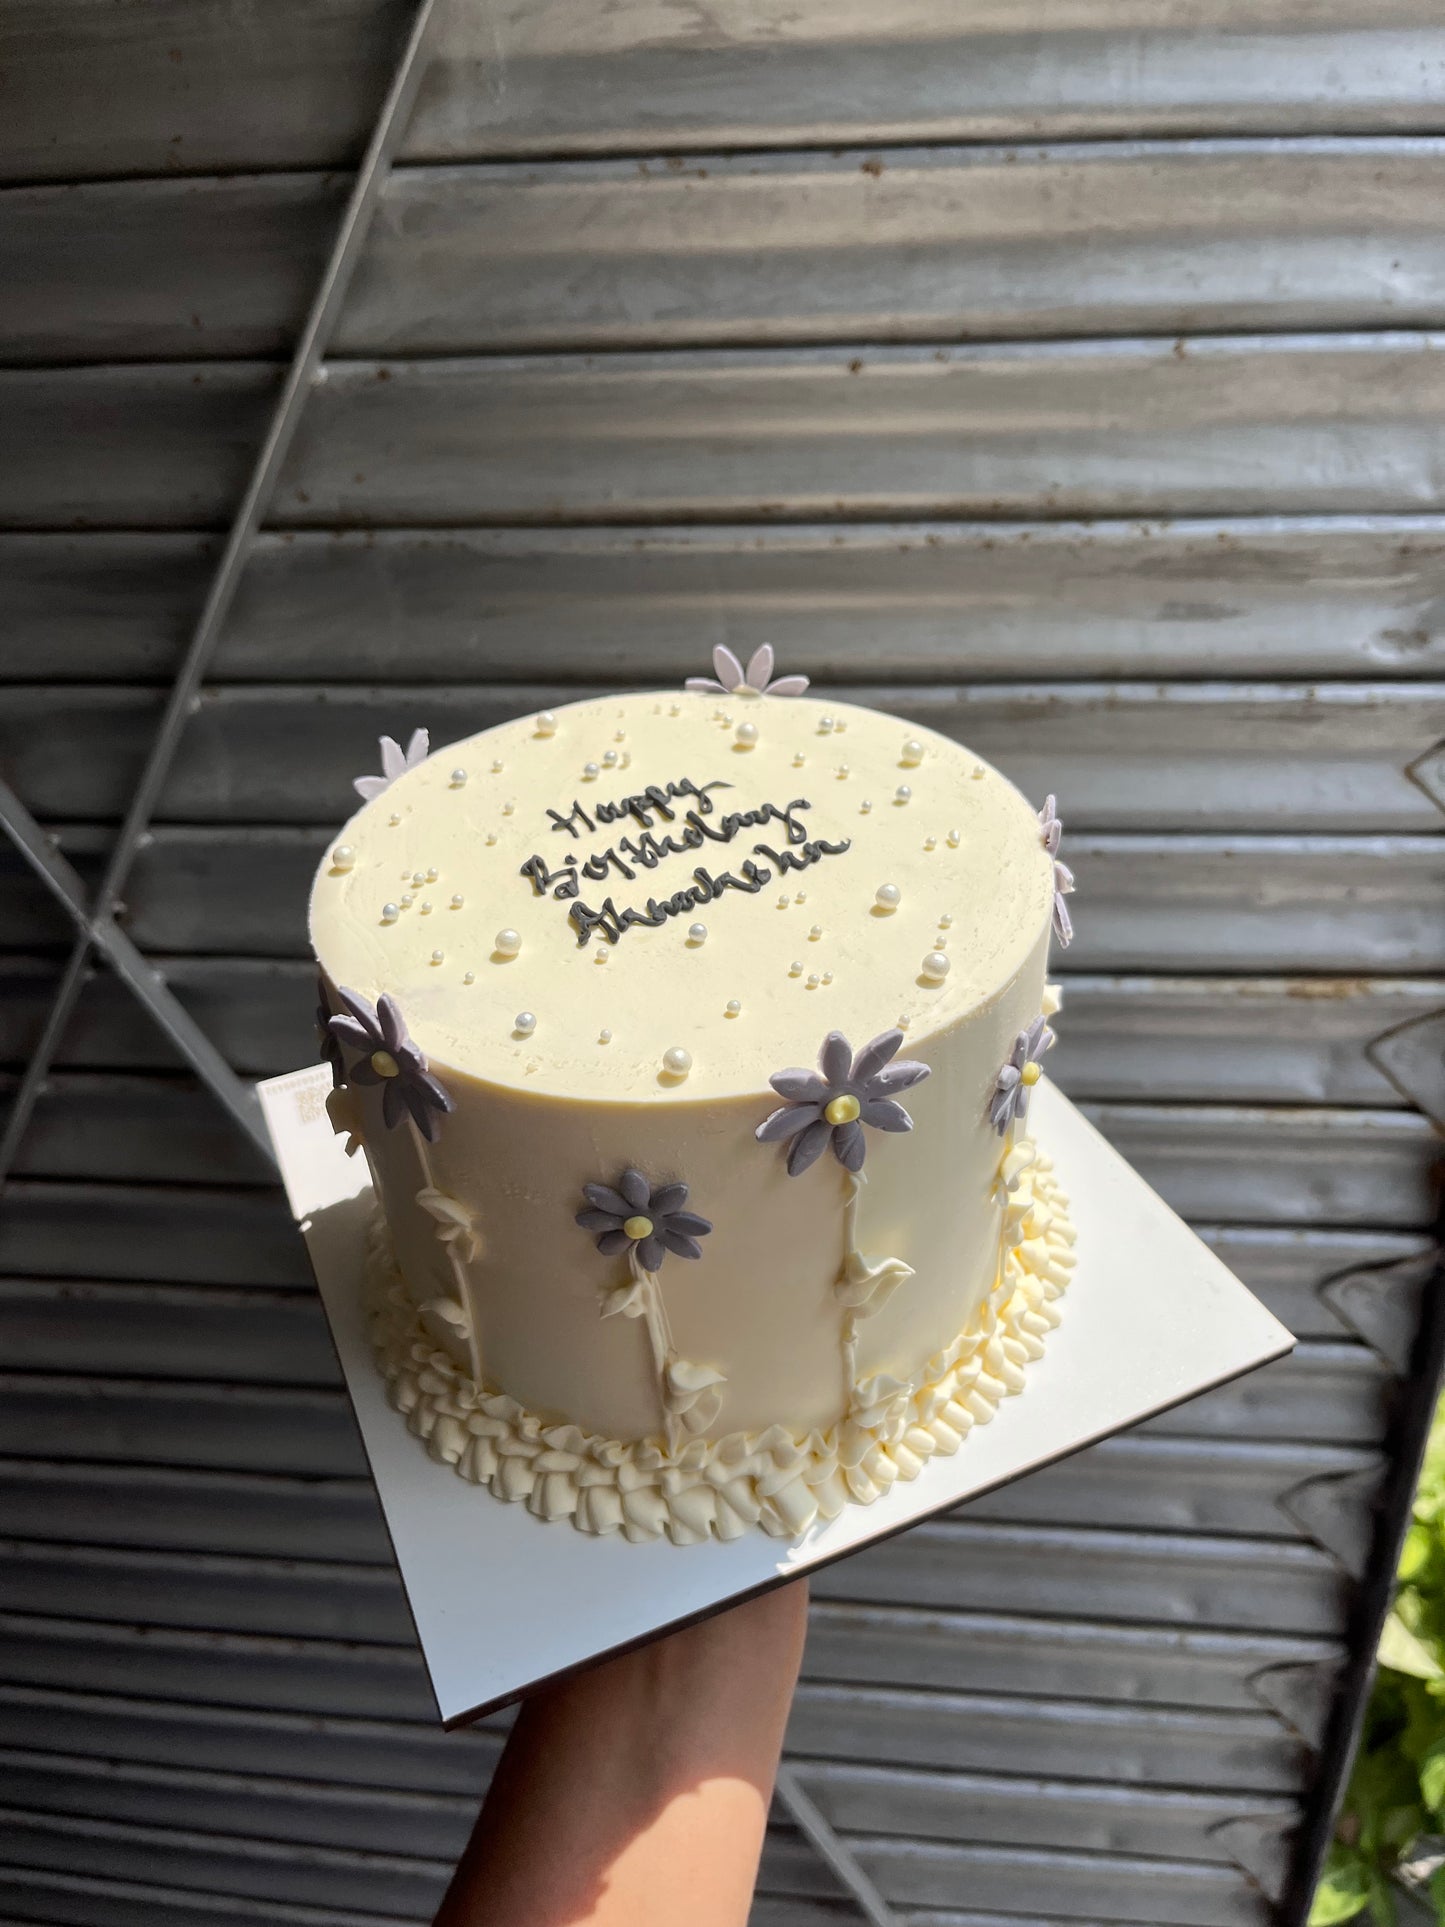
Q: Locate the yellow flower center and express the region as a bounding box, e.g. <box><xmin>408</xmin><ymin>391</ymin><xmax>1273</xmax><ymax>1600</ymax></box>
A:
<box><xmin>825</xmin><ymin>1093</ymin><xmax>861</xmax><ymax>1126</ymax></box>
<box><xmin>624</xmin><ymin>1214</ymin><xmax>654</xmax><ymax>1240</ymax></box>
<box><xmin>369</xmin><ymin>1049</ymin><xmax>400</xmax><ymax>1078</ymax></box>
<box><xmin>1020</xmin><ymin>1061</ymin><xmax>1042</xmax><ymax>1087</ymax></box>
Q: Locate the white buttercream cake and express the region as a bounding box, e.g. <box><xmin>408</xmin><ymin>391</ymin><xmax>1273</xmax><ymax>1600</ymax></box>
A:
<box><xmin>311</xmin><ymin>653</ymin><xmax>1077</xmax><ymax>1544</ymax></box>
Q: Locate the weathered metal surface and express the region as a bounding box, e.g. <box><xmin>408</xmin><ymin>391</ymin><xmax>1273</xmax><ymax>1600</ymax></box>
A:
<box><xmin>7</xmin><ymin>954</ymin><xmax>1440</xmax><ymax>1105</ymax></box>
<box><xmin>7</xmin><ymin>680</ymin><xmax>1442</xmax><ymax>832</ymax></box>
<box><xmin>0</xmin><ymin>1283</ymin><xmax>338</xmax><ymax>1384</ymax></box>
<box><xmin>14</xmin><ymin>142</ymin><xmax>1445</xmax><ymax>363</ymax></box>
<box><xmin>1</xmin><ymin>1606</ymin><xmax>1342</xmax><ymax>1724</ymax></box>
<box><xmin>0</xmin><ymin>1180</ymin><xmax>309</xmax><ymax>1286</ymax></box>
<box><xmin>9</xmin><ymin>520</ymin><xmax>1445</xmax><ymax>684</ymax></box>
<box><xmin>0</xmin><ymin>0</ymin><xmax>411</xmax><ymax>184</ymax></box>
<box><xmin>0</xmin><ymin>1434</ymin><xmax>1374</xmax><ymax>1561</ymax></box>
<box><xmin>9</xmin><ymin>0</ymin><xmax>1445</xmax><ymax>186</ymax></box>
<box><xmin>1080</xmin><ymin>1101</ymin><xmax>1441</xmax><ymax>1227</ymax></box>
<box><xmin>8</xmin><ymin>827</ymin><xmax>1437</xmax><ymax>973</ymax></box>
<box><xmin>16</xmin><ymin>338</ymin><xmax>1445</xmax><ymax>530</ymax></box>
<box><xmin>1194</xmin><ymin>1226</ymin><xmax>1437</xmax><ymax>1340</ymax></box>
<box><xmin>0</xmin><ymin>1664</ymin><xmax>1306</xmax><ymax>1799</ymax></box>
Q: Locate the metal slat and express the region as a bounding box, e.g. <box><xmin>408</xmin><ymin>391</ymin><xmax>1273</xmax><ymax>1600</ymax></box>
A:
<box><xmin>0</xmin><ymin>1522</ymin><xmax>1350</xmax><ymax>1639</ymax></box>
<box><xmin>1079</xmin><ymin>1102</ymin><xmax>1440</xmax><ymax>1227</ymax></box>
<box><xmin>7</xmin><ymin>955</ymin><xmax>1440</xmax><ymax>1105</ymax></box>
<box><xmin>0</xmin><ymin>1181</ymin><xmax>309</xmax><ymax>1285</ymax></box>
<box><xmin>1142</xmin><ymin>1342</ymin><xmax>1393</xmax><ymax>1445</ymax></box>
<box><xmin>0</xmin><ymin>1864</ymin><xmax>422</xmax><ymax>1927</ymax></box>
<box><xmin>6</xmin><ymin>680</ymin><xmax>1441</xmax><ymax>833</ymax></box>
<box><xmin>7</xmin><ymin>826</ymin><xmax>1437</xmax><ymax>973</ymax></box>
<box><xmin>8</xmin><ymin>0</ymin><xmax>1445</xmax><ymax>186</ymax></box>
<box><xmin>0</xmin><ymin>1675</ymin><xmax>1304</xmax><ymax>1797</ymax></box>
<box><xmin>0</xmin><ymin>1437</ymin><xmax>1375</xmax><ymax>1562</ymax></box>
<box><xmin>1195</xmin><ymin>1226</ymin><xmax>1436</xmax><ymax>1339</ymax></box>
<box><xmin>14</xmin><ymin>142</ymin><xmax>1445</xmax><ymax>363</ymax></box>
<box><xmin>17</xmin><ymin>337</ymin><xmax>1445</xmax><ymax>530</ymax></box>
<box><xmin>0</xmin><ymin>1284</ymin><xmax>339</xmax><ymax>1383</ymax></box>
<box><xmin>0</xmin><ymin>1609</ymin><xmax>1343</xmax><ymax>1726</ymax></box>
<box><xmin>8</xmin><ymin>520</ymin><xmax>1445</xmax><ymax>685</ymax></box>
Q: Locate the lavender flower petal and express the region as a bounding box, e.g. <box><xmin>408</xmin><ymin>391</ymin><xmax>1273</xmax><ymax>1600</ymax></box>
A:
<box><xmin>849</xmin><ymin>1029</ymin><xmax>904</xmax><ymax>1086</ymax></box>
<box><xmin>619</xmin><ymin>1168</ymin><xmax>651</xmax><ymax>1211</ymax></box>
<box><xmin>659</xmin><ymin>1229</ymin><xmax>704</xmax><ymax>1260</ymax></box>
<box><xmin>832</xmin><ymin>1118</ymin><xmax>867</xmax><ymax>1171</ymax></box>
<box><xmin>713</xmin><ymin>644</ymin><xmax>745</xmax><ymax>691</ymax></box>
<box><xmin>583</xmin><ymin>1183</ymin><xmax>633</xmax><ymax>1217</ymax></box>
<box><xmin>635</xmin><ymin>1233</ymin><xmax>666</xmax><ymax>1272</ymax></box>
<box><xmin>665</xmin><ymin>1209</ymin><xmax>713</xmax><ymax>1238</ymax></box>
<box><xmin>756</xmin><ymin>1102</ymin><xmax>822</xmax><ymax>1143</ymax></box>
<box><xmin>818</xmin><ymin>1030</ymin><xmax>852</xmax><ymax>1088</ymax></box>
<box><xmin>745</xmin><ymin>644</ymin><xmax>775</xmax><ymax>689</ymax></box>
<box><xmin>858</xmin><ymin>1097</ymin><xmax>914</xmax><ymax>1132</ymax></box>
<box><xmin>377</xmin><ymin>993</ymin><xmax>406</xmax><ymax>1052</ymax></box>
<box><xmin>787</xmin><ymin>1117</ymin><xmax>833</xmax><ymax>1177</ymax></box>
<box><xmin>765</xmin><ymin>675</ymin><xmax>810</xmax><ymax>697</ymax></box>
<box><xmin>596</xmin><ymin>1228</ymin><xmax>632</xmax><ymax>1256</ymax></box>
<box><xmin>381</xmin><ymin>1079</ymin><xmax>407</xmax><ymax>1130</ymax></box>
<box><xmin>867</xmin><ymin>1059</ymin><xmax>930</xmax><ymax>1096</ymax></box>
<box><xmin>576</xmin><ymin>1207</ymin><xmax>622</xmax><ymax>1232</ymax></box>
<box><xmin>768</xmin><ymin>1068</ymin><xmax>831</xmax><ymax>1102</ymax></box>
<box><xmin>648</xmin><ymin>1182</ymin><xmax>689</xmax><ymax>1219</ymax></box>
<box><xmin>328</xmin><ymin>1015</ymin><xmax>373</xmax><ymax>1053</ymax></box>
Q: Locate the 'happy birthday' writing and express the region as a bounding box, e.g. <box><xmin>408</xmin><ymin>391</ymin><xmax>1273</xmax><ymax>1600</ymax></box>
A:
<box><xmin>518</xmin><ymin>773</ymin><xmax>852</xmax><ymax>945</ymax></box>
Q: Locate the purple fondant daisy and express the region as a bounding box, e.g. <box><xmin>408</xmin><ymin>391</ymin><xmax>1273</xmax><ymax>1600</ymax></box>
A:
<box><xmin>315</xmin><ymin>973</ymin><xmax>345</xmax><ymax>1089</ymax></box>
<box><xmin>1038</xmin><ymin>794</ymin><xmax>1075</xmax><ymax>947</ymax></box>
<box><xmin>327</xmin><ymin>987</ymin><xmax>453</xmax><ymax>1141</ymax></box>
<box><xmin>756</xmin><ymin>1028</ymin><xmax>931</xmax><ymax>1177</ymax></box>
<box><xmin>353</xmin><ymin>727</ymin><xmax>429</xmax><ymax>802</ymax></box>
<box><xmin>988</xmin><ymin>1015</ymin><xmax>1055</xmax><ymax>1136</ymax></box>
<box><xmin>576</xmin><ymin>1169</ymin><xmax>713</xmax><ymax>1273</ymax></box>
<box><xmin>685</xmin><ymin>644</ymin><xmax>809</xmax><ymax>699</ymax></box>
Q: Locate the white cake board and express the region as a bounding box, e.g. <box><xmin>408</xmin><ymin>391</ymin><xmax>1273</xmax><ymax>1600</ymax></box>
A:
<box><xmin>259</xmin><ymin>1066</ymin><xmax>1292</xmax><ymax>1728</ymax></box>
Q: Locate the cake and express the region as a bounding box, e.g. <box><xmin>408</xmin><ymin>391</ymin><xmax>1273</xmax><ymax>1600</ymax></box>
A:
<box><xmin>311</xmin><ymin>649</ymin><xmax>1077</xmax><ymax>1545</ymax></box>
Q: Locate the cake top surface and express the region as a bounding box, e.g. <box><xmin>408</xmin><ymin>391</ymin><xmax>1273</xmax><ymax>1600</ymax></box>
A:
<box><xmin>309</xmin><ymin>689</ymin><xmax>1054</xmax><ymax>1103</ymax></box>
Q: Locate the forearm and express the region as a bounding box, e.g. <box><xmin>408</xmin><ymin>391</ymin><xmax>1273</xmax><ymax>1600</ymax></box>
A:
<box><xmin>434</xmin><ymin>1580</ymin><xmax>808</xmax><ymax>1927</ymax></box>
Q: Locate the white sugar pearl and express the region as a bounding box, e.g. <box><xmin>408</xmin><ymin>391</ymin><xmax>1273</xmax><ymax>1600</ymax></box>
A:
<box><xmin>594</xmin><ymin>948</ymin><xmax>609</xmax><ymax>964</ymax></box>
<box><xmin>583</xmin><ymin>762</ymin><xmax>599</xmax><ymax>779</ymax></box>
<box><xmin>808</xmin><ymin>923</ymin><xmax>822</xmax><ymax>940</ymax></box>
<box><xmin>895</xmin><ymin>785</ymin><xmax>912</xmax><ymax>804</ymax></box>
<box><xmin>777</xmin><ymin>895</ymin><xmax>790</xmax><ymax>908</ymax></box>
<box><xmin>789</xmin><ymin>961</ymin><xmax>803</xmax><ymax>976</ymax></box>
<box><xmin>821</xmin><ymin>970</ymin><xmax>833</xmax><ymax>984</ymax></box>
<box><xmin>939</xmin><ymin>913</ymin><xmax>953</xmax><ymax>928</ymax></box>
<box><xmin>921</xmin><ymin>950</ymin><xmax>951</xmax><ymax>982</ymax></box>
<box><xmin>924</xmin><ymin>837</ymin><xmax>936</xmax><ymax>851</ymax></box>
<box><xmin>494</xmin><ymin>928</ymin><xmax>521</xmax><ymax>957</ymax></box>
<box><xmin>420</xmin><ymin>900</ymin><xmax>432</xmax><ymax>913</ymax></box>
<box><xmin>514</xmin><ymin>1011</ymin><xmax>536</xmax><ymax>1036</ymax></box>
<box><xmin>599</xmin><ymin>1028</ymin><xmax>612</xmax><ymax>1044</ymax></box>
<box><xmin>430</xmin><ymin>949</ymin><xmax>444</xmax><ymax>965</ymax></box>
<box><xmin>860</xmin><ymin>799</ymin><xmax>872</xmax><ymax>813</ymax></box>
<box><xmin>793</xmin><ymin>752</ymin><xmax>806</xmax><ymax>767</ymax></box>
<box><xmin>412</xmin><ymin>871</ymin><xmax>425</xmax><ymax>886</ymax></box>
<box><xmin>535</xmin><ymin>712</ymin><xmax>557</xmax><ymax>736</ymax></box>
<box><xmin>735</xmin><ymin>721</ymin><xmax>758</xmax><ymax>747</ymax></box>
<box><xmin>463</xmin><ymin>971</ymin><xmax>475</xmax><ymax>984</ymax></box>
<box><xmin>501</xmin><ymin>801</ymin><xmax>514</xmax><ymax>815</ymax></box>
<box><xmin>491</xmin><ymin>759</ymin><xmax>504</xmax><ymax>774</ymax></box>
<box><xmin>836</xmin><ymin>764</ymin><xmax>849</xmax><ymax>779</ymax></box>
<box><xmin>947</xmin><ymin>829</ymin><xmax>961</xmax><ymax>847</ymax></box>
<box><xmin>400</xmin><ymin>893</ymin><xmax>413</xmax><ymax>908</ymax></box>
<box><xmin>485</xmin><ymin>832</ymin><xmax>497</xmax><ymax>846</ymax></box>
<box><xmin>901</xmin><ymin>738</ymin><xmax>924</xmax><ymax>767</ymax></box>
<box><xmin>818</xmin><ymin>717</ymin><xmax>834</xmax><ymax>734</ymax></box>
<box><xmin>687</xmin><ymin>922</ymin><xmax>708</xmax><ymax>944</ymax></box>
<box><xmin>875</xmin><ymin>883</ymin><xmax>901</xmax><ymax>911</ymax></box>
<box><xmin>603</xmin><ymin>750</ymin><xmax>618</xmax><ymax>767</ymax></box>
<box><xmin>331</xmin><ymin>845</ymin><xmax>355</xmax><ymax>870</ymax></box>
<box><xmin>663</xmin><ymin>1046</ymin><xmax>693</xmax><ymax>1077</ymax></box>
<box><xmin>450</xmin><ymin>768</ymin><xmax>468</xmax><ymax>786</ymax></box>
<box><xmin>450</xmin><ymin>893</ymin><xmax>464</xmax><ymax>908</ymax></box>
<box><xmin>426</xmin><ymin>867</ymin><xmax>437</xmax><ymax>881</ymax></box>
<box><xmin>381</xmin><ymin>902</ymin><xmax>400</xmax><ymax>923</ymax></box>
<box><xmin>388</xmin><ymin>812</ymin><xmax>401</xmax><ymax>826</ymax></box>
<box><xmin>795</xmin><ymin>891</ymin><xmax>806</xmax><ymax>904</ymax></box>
<box><xmin>807</xmin><ymin>973</ymin><xmax>820</xmax><ymax>988</ymax></box>
<box><xmin>725</xmin><ymin>1000</ymin><xmax>741</xmax><ymax>1016</ymax></box>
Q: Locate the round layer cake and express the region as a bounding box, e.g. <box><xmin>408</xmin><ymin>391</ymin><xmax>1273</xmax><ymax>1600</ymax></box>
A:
<box><xmin>311</xmin><ymin>676</ymin><xmax>1076</xmax><ymax>1543</ymax></box>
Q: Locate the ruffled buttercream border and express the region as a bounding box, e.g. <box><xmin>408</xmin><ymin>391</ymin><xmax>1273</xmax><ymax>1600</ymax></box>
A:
<box><xmin>363</xmin><ymin>1143</ymin><xmax>1076</xmax><ymax>1546</ymax></box>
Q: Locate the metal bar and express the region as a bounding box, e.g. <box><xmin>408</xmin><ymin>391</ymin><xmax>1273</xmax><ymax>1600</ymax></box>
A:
<box><xmin>1280</xmin><ymin>1235</ymin><xmax>1445</xmax><ymax>1923</ymax></box>
<box><xmin>0</xmin><ymin>0</ymin><xmax>437</xmax><ymax>1185</ymax></box>
<box><xmin>0</xmin><ymin>780</ymin><xmax>272</xmax><ymax>1172</ymax></box>
<box><xmin>774</xmin><ymin>1763</ymin><xmax>900</xmax><ymax>1927</ymax></box>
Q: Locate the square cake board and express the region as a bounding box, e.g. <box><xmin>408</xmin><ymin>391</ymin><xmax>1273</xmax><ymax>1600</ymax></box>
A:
<box><xmin>259</xmin><ymin>1065</ymin><xmax>1293</xmax><ymax>1729</ymax></box>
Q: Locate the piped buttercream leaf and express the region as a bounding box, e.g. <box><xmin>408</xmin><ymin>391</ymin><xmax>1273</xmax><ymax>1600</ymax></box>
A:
<box><xmin>835</xmin><ymin>1250</ymin><xmax>915</xmax><ymax>1316</ymax></box>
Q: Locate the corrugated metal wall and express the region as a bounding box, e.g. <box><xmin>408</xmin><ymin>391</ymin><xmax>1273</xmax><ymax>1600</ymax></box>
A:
<box><xmin>3</xmin><ymin>2</ymin><xmax>1444</xmax><ymax>1920</ymax></box>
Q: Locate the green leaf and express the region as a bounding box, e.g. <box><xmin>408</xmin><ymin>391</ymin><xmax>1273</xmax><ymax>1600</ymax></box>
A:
<box><xmin>1380</xmin><ymin>1611</ymin><xmax>1445</xmax><ymax>1682</ymax></box>
<box><xmin>1310</xmin><ymin>1848</ymin><xmax>1374</xmax><ymax>1924</ymax></box>
<box><xmin>1420</xmin><ymin>1738</ymin><xmax>1445</xmax><ymax>1817</ymax></box>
